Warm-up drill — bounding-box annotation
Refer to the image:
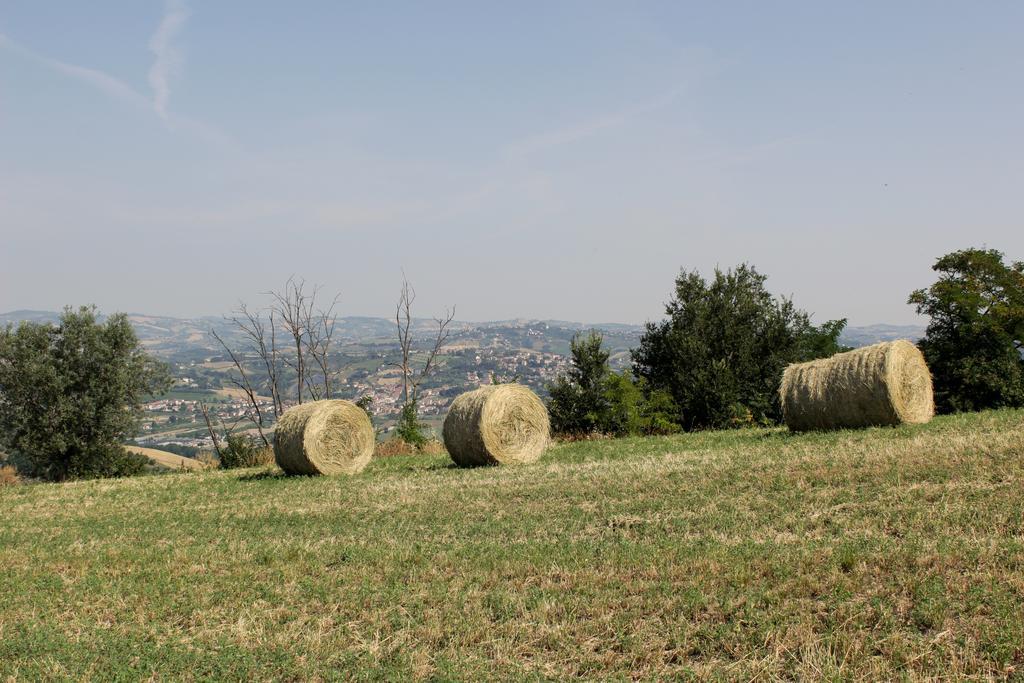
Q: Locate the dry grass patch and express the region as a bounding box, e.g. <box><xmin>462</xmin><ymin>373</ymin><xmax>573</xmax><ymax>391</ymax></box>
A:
<box><xmin>0</xmin><ymin>464</ymin><xmax>21</xmax><ymax>486</ymax></box>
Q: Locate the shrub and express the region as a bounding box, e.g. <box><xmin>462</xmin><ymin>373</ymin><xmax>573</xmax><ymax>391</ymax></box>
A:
<box><xmin>395</xmin><ymin>402</ymin><xmax>430</xmax><ymax>448</ymax></box>
<box><xmin>195</xmin><ymin>451</ymin><xmax>219</xmax><ymax>469</ymax></box>
<box><xmin>419</xmin><ymin>439</ymin><xmax>446</xmax><ymax>455</ymax></box>
<box><xmin>547</xmin><ymin>332</ymin><xmax>614</xmax><ymax>435</ymax></box>
<box><xmin>0</xmin><ymin>465</ymin><xmax>21</xmax><ymax>486</ymax></box>
<box><xmin>219</xmin><ymin>434</ymin><xmax>274</xmax><ymax>469</ymax></box>
<box><xmin>548</xmin><ymin>332</ymin><xmax>681</xmax><ymax>437</ymax></box>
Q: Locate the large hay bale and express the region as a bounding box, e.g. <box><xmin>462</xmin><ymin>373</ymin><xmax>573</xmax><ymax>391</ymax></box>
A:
<box><xmin>780</xmin><ymin>340</ymin><xmax>934</xmax><ymax>432</ymax></box>
<box><xmin>273</xmin><ymin>400</ymin><xmax>374</xmax><ymax>475</ymax></box>
<box><xmin>443</xmin><ymin>384</ymin><xmax>550</xmax><ymax>466</ymax></box>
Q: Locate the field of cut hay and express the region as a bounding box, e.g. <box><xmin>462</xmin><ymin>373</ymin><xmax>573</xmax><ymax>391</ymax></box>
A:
<box><xmin>2</xmin><ymin>409</ymin><xmax>1023</xmax><ymax>680</ymax></box>
<box><xmin>125</xmin><ymin>445</ymin><xmax>205</xmax><ymax>471</ymax></box>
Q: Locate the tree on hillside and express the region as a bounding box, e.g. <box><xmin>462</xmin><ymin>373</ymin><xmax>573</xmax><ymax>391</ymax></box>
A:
<box><xmin>0</xmin><ymin>307</ymin><xmax>172</xmax><ymax>480</ymax></box>
<box><xmin>392</xmin><ymin>275</ymin><xmax>455</xmax><ymax>447</ymax></box>
<box><xmin>632</xmin><ymin>264</ymin><xmax>846</xmax><ymax>430</ymax></box>
<box><xmin>909</xmin><ymin>248</ymin><xmax>1024</xmax><ymax>413</ymax></box>
<box><xmin>547</xmin><ymin>331</ymin><xmax>613</xmax><ymax>435</ymax></box>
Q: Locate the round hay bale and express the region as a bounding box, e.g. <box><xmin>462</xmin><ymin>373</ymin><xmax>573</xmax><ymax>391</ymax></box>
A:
<box><xmin>273</xmin><ymin>399</ymin><xmax>374</xmax><ymax>475</ymax></box>
<box><xmin>779</xmin><ymin>340</ymin><xmax>934</xmax><ymax>432</ymax></box>
<box><xmin>443</xmin><ymin>384</ymin><xmax>550</xmax><ymax>467</ymax></box>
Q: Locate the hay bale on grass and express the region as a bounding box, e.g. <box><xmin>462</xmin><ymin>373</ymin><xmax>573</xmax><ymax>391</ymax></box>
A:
<box><xmin>273</xmin><ymin>400</ymin><xmax>374</xmax><ymax>475</ymax></box>
<box><xmin>780</xmin><ymin>340</ymin><xmax>934</xmax><ymax>431</ymax></box>
<box><xmin>443</xmin><ymin>384</ymin><xmax>550</xmax><ymax>466</ymax></box>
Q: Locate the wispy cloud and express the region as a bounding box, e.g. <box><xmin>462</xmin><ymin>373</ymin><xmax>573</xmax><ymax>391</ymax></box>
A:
<box><xmin>502</xmin><ymin>84</ymin><xmax>686</xmax><ymax>160</ymax></box>
<box><xmin>0</xmin><ymin>9</ymin><xmax>227</xmax><ymax>145</ymax></box>
<box><xmin>148</xmin><ymin>0</ymin><xmax>190</xmax><ymax>120</ymax></box>
<box><xmin>0</xmin><ymin>32</ymin><xmax>152</xmax><ymax>110</ymax></box>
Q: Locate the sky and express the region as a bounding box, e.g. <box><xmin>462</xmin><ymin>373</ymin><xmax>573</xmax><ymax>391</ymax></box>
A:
<box><xmin>1</xmin><ymin>1</ymin><xmax>1022</xmax><ymax>326</ymax></box>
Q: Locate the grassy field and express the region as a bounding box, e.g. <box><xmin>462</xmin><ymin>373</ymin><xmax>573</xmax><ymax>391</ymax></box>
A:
<box><xmin>1</xmin><ymin>410</ymin><xmax>1022</xmax><ymax>680</ymax></box>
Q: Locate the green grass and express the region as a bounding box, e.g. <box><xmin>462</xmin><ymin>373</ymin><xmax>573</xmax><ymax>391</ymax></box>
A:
<box><xmin>2</xmin><ymin>410</ymin><xmax>1023</xmax><ymax>680</ymax></box>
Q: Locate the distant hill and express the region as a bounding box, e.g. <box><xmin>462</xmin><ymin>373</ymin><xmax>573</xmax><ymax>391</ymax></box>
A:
<box><xmin>839</xmin><ymin>324</ymin><xmax>926</xmax><ymax>348</ymax></box>
<box><xmin>1</xmin><ymin>310</ymin><xmax>922</xmax><ymax>353</ymax></box>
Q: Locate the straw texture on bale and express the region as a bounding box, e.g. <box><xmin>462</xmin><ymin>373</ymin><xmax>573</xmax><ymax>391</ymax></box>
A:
<box><xmin>443</xmin><ymin>384</ymin><xmax>550</xmax><ymax>467</ymax></box>
<box><xmin>780</xmin><ymin>340</ymin><xmax>934</xmax><ymax>432</ymax></box>
<box><xmin>273</xmin><ymin>399</ymin><xmax>374</xmax><ymax>475</ymax></box>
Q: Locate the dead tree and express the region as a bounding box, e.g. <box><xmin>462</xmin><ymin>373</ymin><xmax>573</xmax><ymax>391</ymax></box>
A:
<box><xmin>269</xmin><ymin>277</ymin><xmax>310</xmax><ymax>406</ymax></box>
<box><xmin>207</xmin><ymin>278</ymin><xmax>341</xmax><ymax>454</ymax></box>
<box><xmin>268</xmin><ymin>277</ymin><xmax>340</xmax><ymax>404</ymax></box>
<box><xmin>229</xmin><ymin>303</ymin><xmax>285</xmax><ymax>417</ymax></box>
<box><xmin>394</xmin><ymin>275</ymin><xmax>456</xmax><ymax>411</ymax></box>
<box><xmin>299</xmin><ymin>288</ymin><xmax>340</xmax><ymax>401</ymax></box>
<box><xmin>210</xmin><ymin>328</ymin><xmax>271</xmax><ymax>446</ymax></box>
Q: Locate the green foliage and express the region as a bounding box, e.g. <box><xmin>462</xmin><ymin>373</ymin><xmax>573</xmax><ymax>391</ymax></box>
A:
<box><xmin>355</xmin><ymin>395</ymin><xmax>374</xmax><ymax>422</ymax></box>
<box><xmin>0</xmin><ymin>307</ymin><xmax>172</xmax><ymax>480</ymax></box>
<box><xmin>909</xmin><ymin>248</ymin><xmax>1024</xmax><ymax>413</ymax></box>
<box><xmin>547</xmin><ymin>331</ymin><xmax>680</xmax><ymax>436</ymax></box>
<box><xmin>395</xmin><ymin>401</ymin><xmax>429</xmax><ymax>448</ymax></box>
<box><xmin>632</xmin><ymin>264</ymin><xmax>846</xmax><ymax>430</ymax></box>
<box><xmin>547</xmin><ymin>331</ymin><xmax>613</xmax><ymax>435</ymax></box>
<box><xmin>218</xmin><ymin>433</ymin><xmax>272</xmax><ymax>469</ymax></box>
<box><xmin>355</xmin><ymin>395</ymin><xmax>386</xmax><ymax>439</ymax></box>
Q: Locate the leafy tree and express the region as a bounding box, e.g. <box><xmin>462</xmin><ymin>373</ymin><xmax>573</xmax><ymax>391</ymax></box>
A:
<box><xmin>547</xmin><ymin>331</ymin><xmax>681</xmax><ymax>436</ymax></box>
<box><xmin>908</xmin><ymin>248</ymin><xmax>1024</xmax><ymax>413</ymax></box>
<box><xmin>632</xmin><ymin>264</ymin><xmax>846</xmax><ymax>430</ymax></box>
<box><xmin>0</xmin><ymin>307</ymin><xmax>172</xmax><ymax>480</ymax></box>
<box><xmin>547</xmin><ymin>331</ymin><xmax>614</xmax><ymax>435</ymax></box>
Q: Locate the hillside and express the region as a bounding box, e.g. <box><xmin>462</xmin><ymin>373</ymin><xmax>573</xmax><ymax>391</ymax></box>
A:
<box><xmin>2</xmin><ymin>310</ymin><xmax>927</xmax><ymax>453</ymax></box>
<box><xmin>1</xmin><ymin>410</ymin><xmax>1021</xmax><ymax>679</ymax></box>
<box><xmin>125</xmin><ymin>445</ymin><xmax>206</xmax><ymax>471</ymax></box>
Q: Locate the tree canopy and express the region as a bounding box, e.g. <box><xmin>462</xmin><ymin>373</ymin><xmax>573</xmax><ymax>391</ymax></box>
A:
<box><xmin>909</xmin><ymin>248</ymin><xmax>1024</xmax><ymax>413</ymax></box>
<box><xmin>0</xmin><ymin>307</ymin><xmax>171</xmax><ymax>480</ymax></box>
<box><xmin>632</xmin><ymin>264</ymin><xmax>846</xmax><ymax>430</ymax></box>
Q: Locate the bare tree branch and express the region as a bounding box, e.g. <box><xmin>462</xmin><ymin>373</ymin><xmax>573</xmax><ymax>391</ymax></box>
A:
<box><xmin>229</xmin><ymin>303</ymin><xmax>284</xmax><ymax>418</ymax></box>
<box><xmin>209</xmin><ymin>329</ymin><xmax>270</xmax><ymax>446</ymax></box>
<box><xmin>199</xmin><ymin>401</ymin><xmax>223</xmax><ymax>459</ymax></box>
<box><xmin>412</xmin><ymin>306</ymin><xmax>456</xmax><ymax>404</ymax></box>
<box><xmin>269</xmin><ymin>276</ymin><xmax>309</xmax><ymax>405</ymax></box>
<box><xmin>394</xmin><ymin>274</ymin><xmax>456</xmax><ymax>409</ymax></box>
<box><xmin>301</xmin><ymin>289</ymin><xmax>340</xmax><ymax>400</ymax></box>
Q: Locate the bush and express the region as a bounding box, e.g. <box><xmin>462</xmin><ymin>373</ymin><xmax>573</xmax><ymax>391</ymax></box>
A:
<box><xmin>0</xmin><ymin>465</ymin><xmax>21</xmax><ymax>486</ymax></box>
<box><xmin>548</xmin><ymin>332</ymin><xmax>681</xmax><ymax>437</ymax></box>
<box><xmin>219</xmin><ymin>434</ymin><xmax>274</xmax><ymax>469</ymax></box>
<box><xmin>632</xmin><ymin>264</ymin><xmax>846</xmax><ymax>431</ymax></box>
<box><xmin>395</xmin><ymin>402</ymin><xmax>430</xmax><ymax>448</ymax></box>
